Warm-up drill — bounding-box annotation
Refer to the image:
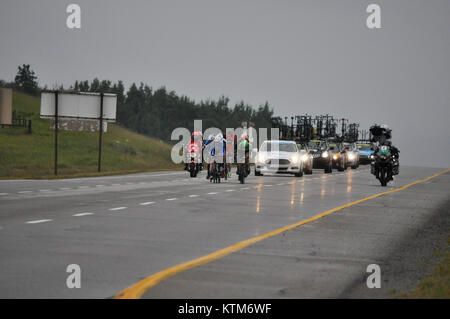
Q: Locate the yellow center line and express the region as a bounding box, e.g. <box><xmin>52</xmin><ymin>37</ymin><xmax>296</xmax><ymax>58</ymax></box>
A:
<box><xmin>114</xmin><ymin>168</ymin><xmax>450</xmax><ymax>299</ymax></box>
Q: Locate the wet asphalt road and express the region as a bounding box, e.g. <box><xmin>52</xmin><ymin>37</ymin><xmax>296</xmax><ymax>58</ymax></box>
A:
<box><xmin>0</xmin><ymin>165</ymin><xmax>448</xmax><ymax>298</ymax></box>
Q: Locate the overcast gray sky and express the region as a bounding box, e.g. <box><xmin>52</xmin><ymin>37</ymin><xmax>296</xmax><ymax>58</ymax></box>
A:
<box><xmin>1</xmin><ymin>0</ymin><xmax>449</xmax><ymax>168</ymax></box>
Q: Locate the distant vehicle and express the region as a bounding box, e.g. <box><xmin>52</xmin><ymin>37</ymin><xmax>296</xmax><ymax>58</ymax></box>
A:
<box><xmin>308</xmin><ymin>139</ymin><xmax>333</xmax><ymax>173</ymax></box>
<box><xmin>297</xmin><ymin>143</ymin><xmax>313</xmax><ymax>175</ymax></box>
<box><xmin>343</xmin><ymin>142</ymin><xmax>359</xmax><ymax>169</ymax></box>
<box><xmin>329</xmin><ymin>143</ymin><xmax>347</xmax><ymax>171</ymax></box>
<box><xmin>356</xmin><ymin>143</ymin><xmax>375</xmax><ymax>164</ymax></box>
<box><xmin>255</xmin><ymin>140</ymin><xmax>304</xmax><ymax>177</ymax></box>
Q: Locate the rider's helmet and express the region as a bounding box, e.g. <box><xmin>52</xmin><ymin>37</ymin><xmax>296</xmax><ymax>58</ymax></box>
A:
<box><xmin>208</xmin><ymin>134</ymin><xmax>215</xmax><ymax>141</ymax></box>
<box><xmin>215</xmin><ymin>133</ymin><xmax>223</xmax><ymax>141</ymax></box>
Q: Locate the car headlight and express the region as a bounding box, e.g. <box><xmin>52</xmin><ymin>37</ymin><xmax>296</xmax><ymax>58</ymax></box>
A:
<box><xmin>332</xmin><ymin>154</ymin><xmax>338</xmax><ymax>160</ymax></box>
<box><xmin>301</xmin><ymin>154</ymin><xmax>309</xmax><ymax>162</ymax></box>
<box><xmin>257</xmin><ymin>153</ymin><xmax>266</xmax><ymax>163</ymax></box>
<box><xmin>321</xmin><ymin>151</ymin><xmax>329</xmax><ymax>158</ymax></box>
<box><xmin>348</xmin><ymin>153</ymin><xmax>355</xmax><ymax>160</ymax></box>
<box><xmin>290</xmin><ymin>154</ymin><xmax>300</xmax><ymax>163</ymax></box>
<box><xmin>369</xmin><ymin>155</ymin><xmax>375</xmax><ymax>159</ymax></box>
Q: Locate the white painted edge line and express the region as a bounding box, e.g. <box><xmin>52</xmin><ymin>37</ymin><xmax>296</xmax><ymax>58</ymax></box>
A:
<box><xmin>166</xmin><ymin>198</ymin><xmax>178</xmax><ymax>201</ymax></box>
<box><xmin>18</xmin><ymin>191</ymin><xmax>33</xmax><ymax>194</ymax></box>
<box><xmin>0</xmin><ymin>193</ymin><xmax>8</xmax><ymax>196</ymax></box>
<box><xmin>73</xmin><ymin>213</ymin><xmax>94</xmax><ymax>217</ymax></box>
<box><xmin>26</xmin><ymin>219</ymin><xmax>52</xmax><ymax>224</ymax></box>
<box><xmin>109</xmin><ymin>207</ymin><xmax>128</xmax><ymax>211</ymax></box>
<box><xmin>207</xmin><ymin>192</ymin><xmax>218</xmax><ymax>195</ymax></box>
<box><xmin>225</xmin><ymin>190</ymin><xmax>235</xmax><ymax>192</ymax></box>
<box><xmin>189</xmin><ymin>195</ymin><xmax>199</xmax><ymax>198</ymax></box>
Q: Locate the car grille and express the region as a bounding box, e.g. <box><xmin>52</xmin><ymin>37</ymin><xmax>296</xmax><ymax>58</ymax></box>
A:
<box><xmin>268</xmin><ymin>159</ymin><xmax>291</xmax><ymax>165</ymax></box>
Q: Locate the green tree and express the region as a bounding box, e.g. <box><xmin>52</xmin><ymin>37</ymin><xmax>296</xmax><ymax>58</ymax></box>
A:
<box><xmin>14</xmin><ymin>64</ymin><xmax>39</xmax><ymax>95</ymax></box>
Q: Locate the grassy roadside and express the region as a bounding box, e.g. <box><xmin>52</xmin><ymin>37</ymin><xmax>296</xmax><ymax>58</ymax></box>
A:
<box><xmin>399</xmin><ymin>237</ymin><xmax>450</xmax><ymax>299</ymax></box>
<box><xmin>0</xmin><ymin>91</ymin><xmax>180</xmax><ymax>179</ymax></box>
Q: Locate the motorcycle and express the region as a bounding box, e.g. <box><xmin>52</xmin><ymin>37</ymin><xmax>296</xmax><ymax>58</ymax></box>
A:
<box><xmin>186</xmin><ymin>144</ymin><xmax>202</xmax><ymax>178</ymax></box>
<box><xmin>371</xmin><ymin>145</ymin><xmax>394</xmax><ymax>186</ymax></box>
<box><xmin>188</xmin><ymin>153</ymin><xmax>201</xmax><ymax>178</ymax></box>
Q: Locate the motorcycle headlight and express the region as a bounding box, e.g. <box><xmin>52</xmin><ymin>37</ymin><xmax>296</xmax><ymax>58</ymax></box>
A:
<box><xmin>348</xmin><ymin>153</ymin><xmax>355</xmax><ymax>160</ymax></box>
<box><xmin>321</xmin><ymin>151</ymin><xmax>329</xmax><ymax>158</ymax></box>
<box><xmin>332</xmin><ymin>154</ymin><xmax>338</xmax><ymax>160</ymax></box>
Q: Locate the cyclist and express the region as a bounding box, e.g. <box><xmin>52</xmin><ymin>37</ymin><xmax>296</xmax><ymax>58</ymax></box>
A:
<box><xmin>236</xmin><ymin>134</ymin><xmax>250</xmax><ymax>177</ymax></box>
<box><xmin>204</xmin><ymin>134</ymin><xmax>215</xmax><ymax>179</ymax></box>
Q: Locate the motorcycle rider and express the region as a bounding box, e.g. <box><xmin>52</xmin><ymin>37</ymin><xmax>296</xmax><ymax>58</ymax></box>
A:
<box><xmin>184</xmin><ymin>131</ymin><xmax>203</xmax><ymax>171</ymax></box>
<box><xmin>370</xmin><ymin>124</ymin><xmax>400</xmax><ymax>183</ymax></box>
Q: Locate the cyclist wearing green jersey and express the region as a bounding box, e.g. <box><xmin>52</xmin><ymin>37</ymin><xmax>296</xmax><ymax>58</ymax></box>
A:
<box><xmin>236</xmin><ymin>135</ymin><xmax>250</xmax><ymax>177</ymax></box>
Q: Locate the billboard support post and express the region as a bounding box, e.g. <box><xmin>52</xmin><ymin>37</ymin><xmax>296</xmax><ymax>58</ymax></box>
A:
<box><xmin>98</xmin><ymin>93</ymin><xmax>104</xmax><ymax>172</ymax></box>
<box><xmin>54</xmin><ymin>91</ymin><xmax>59</xmax><ymax>175</ymax></box>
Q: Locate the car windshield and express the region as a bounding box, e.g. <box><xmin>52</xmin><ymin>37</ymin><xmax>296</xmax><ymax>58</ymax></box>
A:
<box><xmin>357</xmin><ymin>144</ymin><xmax>371</xmax><ymax>151</ymax></box>
<box><xmin>307</xmin><ymin>141</ymin><xmax>321</xmax><ymax>149</ymax></box>
<box><xmin>261</xmin><ymin>142</ymin><xmax>297</xmax><ymax>152</ymax></box>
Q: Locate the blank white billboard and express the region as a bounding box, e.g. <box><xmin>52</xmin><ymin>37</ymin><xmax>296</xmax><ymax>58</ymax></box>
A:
<box><xmin>40</xmin><ymin>92</ymin><xmax>117</xmax><ymax>121</ymax></box>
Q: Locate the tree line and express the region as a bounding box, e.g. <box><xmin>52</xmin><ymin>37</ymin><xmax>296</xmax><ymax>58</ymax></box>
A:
<box><xmin>1</xmin><ymin>65</ymin><xmax>274</xmax><ymax>142</ymax></box>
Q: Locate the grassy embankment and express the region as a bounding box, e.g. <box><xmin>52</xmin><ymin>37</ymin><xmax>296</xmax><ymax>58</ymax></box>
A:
<box><xmin>0</xmin><ymin>91</ymin><xmax>179</xmax><ymax>179</ymax></box>
<box><xmin>402</xmin><ymin>237</ymin><xmax>450</xmax><ymax>298</ymax></box>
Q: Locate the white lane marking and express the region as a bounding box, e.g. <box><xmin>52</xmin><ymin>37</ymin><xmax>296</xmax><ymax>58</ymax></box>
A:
<box><xmin>26</xmin><ymin>219</ymin><xmax>52</xmax><ymax>224</ymax></box>
<box><xmin>140</xmin><ymin>202</ymin><xmax>155</xmax><ymax>206</ymax></box>
<box><xmin>166</xmin><ymin>198</ymin><xmax>178</xmax><ymax>201</ymax></box>
<box><xmin>189</xmin><ymin>195</ymin><xmax>199</xmax><ymax>198</ymax></box>
<box><xmin>96</xmin><ymin>185</ymin><xmax>105</xmax><ymax>187</ymax></box>
<box><xmin>241</xmin><ymin>187</ymin><xmax>250</xmax><ymax>190</ymax></box>
<box><xmin>111</xmin><ymin>184</ymin><xmax>121</xmax><ymax>186</ymax></box>
<box><xmin>73</xmin><ymin>212</ymin><xmax>94</xmax><ymax>217</ymax></box>
<box><xmin>0</xmin><ymin>193</ymin><xmax>8</xmax><ymax>196</ymax></box>
<box><xmin>59</xmin><ymin>188</ymin><xmax>71</xmax><ymax>190</ymax></box>
<box><xmin>39</xmin><ymin>189</ymin><xmax>52</xmax><ymax>192</ymax></box>
<box><xmin>264</xmin><ymin>185</ymin><xmax>273</xmax><ymax>187</ymax></box>
<box><xmin>276</xmin><ymin>183</ymin><xmax>284</xmax><ymax>186</ymax></box>
<box><xmin>109</xmin><ymin>207</ymin><xmax>127</xmax><ymax>211</ymax></box>
<box><xmin>225</xmin><ymin>189</ymin><xmax>235</xmax><ymax>192</ymax></box>
<box><xmin>18</xmin><ymin>191</ymin><xmax>33</xmax><ymax>194</ymax></box>
<box><xmin>207</xmin><ymin>192</ymin><xmax>218</xmax><ymax>195</ymax></box>
<box><xmin>78</xmin><ymin>186</ymin><xmax>90</xmax><ymax>189</ymax></box>
<box><xmin>126</xmin><ymin>182</ymin><xmax>134</xmax><ymax>185</ymax></box>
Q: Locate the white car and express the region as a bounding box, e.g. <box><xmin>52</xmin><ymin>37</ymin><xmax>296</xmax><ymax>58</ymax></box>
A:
<box><xmin>343</xmin><ymin>142</ymin><xmax>360</xmax><ymax>169</ymax></box>
<box><xmin>255</xmin><ymin>140</ymin><xmax>304</xmax><ymax>177</ymax></box>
